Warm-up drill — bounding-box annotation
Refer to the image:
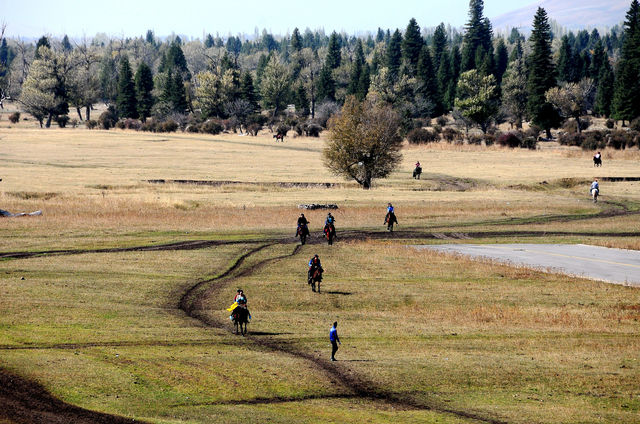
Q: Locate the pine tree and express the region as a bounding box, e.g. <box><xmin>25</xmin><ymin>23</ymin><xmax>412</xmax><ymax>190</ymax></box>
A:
<box><xmin>326</xmin><ymin>32</ymin><xmax>342</xmax><ymax>70</ymax></box>
<box><xmin>527</xmin><ymin>7</ymin><xmax>560</xmax><ymax>138</ymax></box>
<box><xmin>204</xmin><ymin>34</ymin><xmax>215</xmax><ymax>48</ymax></box>
<box><xmin>461</xmin><ymin>0</ymin><xmax>493</xmax><ymax>71</ymax></box>
<box><xmin>432</xmin><ymin>23</ymin><xmax>448</xmax><ymax>68</ymax></box>
<box><xmin>502</xmin><ymin>53</ymin><xmax>528</xmax><ymax>128</ymax></box>
<box><xmin>437</xmin><ymin>51</ymin><xmax>452</xmax><ymax>110</ymax></box>
<box><xmin>417</xmin><ymin>45</ymin><xmax>440</xmax><ymax>115</ymax></box>
<box><xmin>291</xmin><ymin>28</ymin><xmax>303</xmax><ymax>52</ymax></box>
<box><xmin>357</xmin><ymin>63</ymin><xmax>371</xmax><ymax>101</ymax></box>
<box><xmin>134</xmin><ymin>62</ymin><xmax>154</xmax><ymax>121</ymax></box>
<box><xmin>34</xmin><ymin>36</ymin><xmax>51</xmax><ymax>59</ymax></box>
<box><xmin>316</xmin><ymin>64</ymin><xmax>335</xmax><ymax>102</ymax></box>
<box><xmin>402</xmin><ymin>18</ymin><xmax>423</xmax><ymax>75</ymax></box>
<box><xmin>494</xmin><ymin>38</ymin><xmax>508</xmax><ymax>84</ymax></box>
<box><xmin>347</xmin><ymin>40</ymin><xmax>365</xmax><ymax>97</ymax></box>
<box><xmin>613</xmin><ymin>0</ymin><xmax>640</xmax><ymax>123</ymax></box>
<box><xmin>240</xmin><ymin>71</ymin><xmax>259</xmax><ymax>112</ymax></box>
<box><xmin>557</xmin><ymin>36</ymin><xmax>577</xmax><ymax>83</ymax></box>
<box><xmin>61</xmin><ymin>35</ymin><xmax>72</xmax><ymax>52</ymax></box>
<box><xmin>595</xmin><ymin>64</ymin><xmax>614</xmax><ymax>117</ymax></box>
<box><xmin>170</xmin><ymin>70</ymin><xmax>188</xmax><ymax>113</ymax></box>
<box><xmin>387</xmin><ymin>29</ymin><xmax>403</xmax><ymax>81</ymax></box>
<box><xmin>590</xmin><ymin>40</ymin><xmax>608</xmax><ymax>84</ymax></box>
<box><xmin>116</xmin><ymin>56</ymin><xmax>137</xmax><ymax>118</ymax></box>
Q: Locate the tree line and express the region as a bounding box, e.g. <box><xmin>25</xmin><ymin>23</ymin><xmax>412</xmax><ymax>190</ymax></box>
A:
<box><xmin>0</xmin><ymin>0</ymin><xmax>639</xmax><ymax>136</ymax></box>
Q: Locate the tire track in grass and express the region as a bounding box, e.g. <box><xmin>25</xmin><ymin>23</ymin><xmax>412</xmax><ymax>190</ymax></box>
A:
<box><xmin>179</xmin><ymin>243</ymin><xmax>508</xmax><ymax>424</ymax></box>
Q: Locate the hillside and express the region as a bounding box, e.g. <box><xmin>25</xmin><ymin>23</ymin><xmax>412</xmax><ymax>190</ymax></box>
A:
<box><xmin>492</xmin><ymin>0</ymin><xmax>629</xmax><ymax>30</ymax></box>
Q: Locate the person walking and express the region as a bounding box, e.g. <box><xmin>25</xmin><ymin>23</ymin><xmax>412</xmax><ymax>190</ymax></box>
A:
<box><xmin>329</xmin><ymin>321</ymin><xmax>341</xmax><ymax>361</ymax></box>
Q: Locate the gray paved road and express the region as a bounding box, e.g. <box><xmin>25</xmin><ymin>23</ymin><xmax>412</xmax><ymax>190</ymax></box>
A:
<box><xmin>414</xmin><ymin>244</ymin><xmax>640</xmax><ymax>287</ymax></box>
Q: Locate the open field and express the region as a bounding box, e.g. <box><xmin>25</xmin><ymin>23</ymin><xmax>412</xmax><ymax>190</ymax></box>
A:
<box><xmin>1</xmin><ymin>127</ymin><xmax>640</xmax><ymax>423</ymax></box>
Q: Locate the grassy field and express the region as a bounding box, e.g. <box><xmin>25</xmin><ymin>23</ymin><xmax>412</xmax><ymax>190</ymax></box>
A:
<box><xmin>1</xmin><ymin>126</ymin><xmax>639</xmax><ymax>423</ymax></box>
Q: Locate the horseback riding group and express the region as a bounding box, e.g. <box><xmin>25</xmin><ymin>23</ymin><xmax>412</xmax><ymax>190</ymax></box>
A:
<box><xmin>296</xmin><ymin>212</ymin><xmax>337</xmax><ymax>245</ymax></box>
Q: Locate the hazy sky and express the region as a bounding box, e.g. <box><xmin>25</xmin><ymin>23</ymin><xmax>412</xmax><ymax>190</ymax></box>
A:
<box><xmin>3</xmin><ymin>0</ymin><xmax>536</xmax><ymax>39</ymax></box>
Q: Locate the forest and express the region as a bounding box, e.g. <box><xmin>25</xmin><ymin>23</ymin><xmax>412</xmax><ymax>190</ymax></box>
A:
<box><xmin>1</xmin><ymin>0</ymin><xmax>639</xmax><ymax>148</ymax></box>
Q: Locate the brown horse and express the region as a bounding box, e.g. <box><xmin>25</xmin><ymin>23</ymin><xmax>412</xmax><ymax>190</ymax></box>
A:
<box><xmin>231</xmin><ymin>305</ymin><xmax>250</xmax><ymax>335</ymax></box>
<box><xmin>273</xmin><ymin>133</ymin><xmax>285</xmax><ymax>142</ymax></box>
<box><xmin>308</xmin><ymin>267</ymin><xmax>323</xmax><ymax>293</ymax></box>
<box><xmin>324</xmin><ymin>223</ymin><xmax>336</xmax><ymax>245</ymax></box>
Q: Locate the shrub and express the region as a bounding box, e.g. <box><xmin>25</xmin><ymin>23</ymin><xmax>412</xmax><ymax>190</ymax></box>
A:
<box><xmin>467</xmin><ymin>134</ymin><xmax>483</xmax><ymax>145</ymax></box>
<box><xmin>98</xmin><ymin>106</ymin><xmax>117</xmax><ymax>130</ymax></box>
<box><xmin>407</xmin><ymin>128</ymin><xmax>438</xmax><ymax>144</ymax></box>
<box><xmin>525</xmin><ymin>124</ymin><xmax>542</xmax><ymax>139</ymax></box>
<box><xmin>186</xmin><ymin>123</ymin><xmax>201</xmax><ymax>133</ymax></box>
<box><xmin>580</xmin><ymin>117</ymin><xmax>592</xmax><ymax>131</ymax></box>
<box><xmin>581</xmin><ymin>131</ymin><xmax>607</xmax><ymax>151</ymax></box>
<box><xmin>201</xmin><ymin>119</ymin><xmax>223</xmax><ymax>135</ymax></box>
<box><xmin>69</xmin><ymin>119</ymin><xmax>78</xmax><ymax>128</ymax></box>
<box><xmin>55</xmin><ymin>115</ymin><xmax>69</xmax><ymax>128</ymax></box>
<box><xmin>141</xmin><ymin>119</ymin><xmax>158</xmax><ymax>132</ymax></box>
<box><xmin>605</xmin><ymin>119</ymin><xmax>615</xmax><ymax>129</ymax></box>
<box><xmin>558</xmin><ymin>132</ymin><xmax>584</xmax><ymax>146</ymax></box>
<box><xmin>484</xmin><ymin>133</ymin><xmax>496</xmax><ymax>146</ymax></box>
<box><xmin>123</xmin><ymin>118</ymin><xmax>142</xmax><ymax>130</ymax></box>
<box><xmin>562</xmin><ymin>119</ymin><xmax>578</xmax><ymax>134</ymax></box>
<box><xmin>522</xmin><ymin>137</ymin><xmax>538</xmax><ymax>150</ymax></box>
<box><xmin>305</xmin><ymin>123</ymin><xmax>322</xmax><ymax>137</ymax></box>
<box><xmin>115</xmin><ymin>120</ymin><xmax>126</xmax><ymax>129</ymax></box>
<box><xmin>442</xmin><ymin>127</ymin><xmax>461</xmax><ymax>143</ymax></box>
<box><xmin>8</xmin><ymin>112</ymin><xmax>20</xmax><ymax>124</ymax></box>
<box><xmin>316</xmin><ymin>101</ymin><xmax>340</xmax><ymax>127</ymax></box>
<box><xmin>497</xmin><ymin>132</ymin><xmax>522</xmax><ymax>148</ymax></box>
<box><xmin>294</xmin><ymin>123</ymin><xmax>304</xmax><ymax>136</ymax></box>
<box><xmin>86</xmin><ymin>119</ymin><xmax>98</xmax><ymax>129</ymax></box>
<box><xmin>630</xmin><ymin>117</ymin><xmax>640</xmax><ymax>132</ymax></box>
<box><xmin>247</xmin><ymin>113</ymin><xmax>268</xmax><ymax>126</ymax></box>
<box><xmin>435</xmin><ymin>115</ymin><xmax>448</xmax><ymax>127</ymax></box>
<box><xmin>247</xmin><ymin>123</ymin><xmax>261</xmax><ymax>136</ymax></box>
<box><xmin>432</xmin><ymin>124</ymin><xmax>442</xmax><ymax>134</ymax></box>
<box><xmin>158</xmin><ymin>120</ymin><xmax>178</xmax><ymax>133</ymax></box>
<box><xmin>275</xmin><ymin>123</ymin><xmax>289</xmax><ymax>136</ymax></box>
<box><xmin>607</xmin><ymin>130</ymin><xmax>637</xmax><ymax>150</ymax></box>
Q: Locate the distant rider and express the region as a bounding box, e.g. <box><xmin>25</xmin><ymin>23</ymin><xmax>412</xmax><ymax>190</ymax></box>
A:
<box><xmin>593</xmin><ymin>151</ymin><xmax>602</xmax><ymax>167</ymax></box>
<box><xmin>590</xmin><ymin>178</ymin><xmax>599</xmax><ymax>195</ymax></box>
<box><xmin>297</xmin><ymin>213</ymin><xmax>310</xmax><ymax>236</ymax></box>
<box><xmin>308</xmin><ymin>254</ymin><xmax>323</xmax><ymax>283</ymax></box>
<box><xmin>325</xmin><ymin>213</ymin><xmax>335</xmax><ymax>226</ymax></box>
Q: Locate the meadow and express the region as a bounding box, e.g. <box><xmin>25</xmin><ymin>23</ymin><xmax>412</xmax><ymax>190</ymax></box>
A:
<box><xmin>1</xmin><ymin>125</ymin><xmax>639</xmax><ymax>423</ymax></box>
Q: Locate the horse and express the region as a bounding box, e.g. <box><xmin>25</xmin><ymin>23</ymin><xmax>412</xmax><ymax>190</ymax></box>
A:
<box><xmin>384</xmin><ymin>212</ymin><xmax>398</xmax><ymax>232</ymax></box>
<box><xmin>308</xmin><ymin>267</ymin><xmax>323</xmax><ymax>293</ymax></box>
<box><xmin>231</xmin><ymin>305</ymin><xmax>250</xmax><ymax>336</ymax></box>
<box><xmin>413</xmin><ymin>166</ymin><xmax>422</xmax><ymax>179</ymax></box>
<box><xmin>324</xmin><ymin>223</ymin><xmax>336</xmax><ymax>245</ymax></box>
<box><xmin>593</xmin><ymin>156</ymin><xmax>602</xmax><ymax>167</ymax></box>
<box><xmin>591</xmin><ymin>188</ymin><xmax>599</xmax><ymax>203</ymax></box>
<box><xmin>296</xmin><ymin>224</ymin><xmax>310</xmax><ymax>245</ymax></box>
<box><xmin>273</xmin><ymin>133</ymin><xmax>285</xmax><ymax>142</ymax></box>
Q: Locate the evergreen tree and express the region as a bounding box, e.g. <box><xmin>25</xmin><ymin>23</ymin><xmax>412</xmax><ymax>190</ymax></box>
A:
<box><xmin>293</xmin><ymin>82</ymin><xmax>309</xmax><ymax>116</ymax></box>
<box><xmin>502</xmin><ymin>53</ymin><xmax>528</xmax><ymax>128</ymax></box>
<box><xmin>116</xmin><ymin>56</ymin><xmax>137</xmax><ymax>118</ymax></box>
<box><xmin>204</xmin><ymin>34</ymin><xmax>215</xmax><ymax>48</ymax></box>
<box><xmin>527</xmin><ymin>7</ymin><xmax>560</xmax><ymax>138</ymax></box>
<box><xmin>402</xmin><ymin>18</ymin><xmax>423</xmax><ymax>75</ymax></box>
<box><xmin>437</xmin><ymin>51</ymin><xmax>452</xmax><ymax>110</ymax></box>
<box><xmin>357</xmin><ymin>63</ymin><xmax>371</xmax><ymax>101</ymax></box>
<box><xmin>557</xmin><ymin>36</ymin><xmax>577</xmax><ymax>83</ymax></box>
<box><xmin>508</xmin><ymin>38</ymin><xmax>523</xmax><ymax>63</ymax></box>
<box><xmin>35</xmin><ymin>36</ymin><xmax>51</xmax><ymax>59</ymax></box>
<box><xmin>613</xmin><ymin>0</ymin><xmax>640</xmax><ymax>123</ymax></box>
<box><xmin>291</xmin><ymin>28</ymin><xmax>303</xmax><ymax>52</ymax></box>
<box><xmin>432</xmin><ymin>23</ymin><xmax>448</xmax><ymax>67</ymax></box>
<box><xmin>326</xmin><ymin>32</ymin><xmax>342</xmax><ymax>70</ymax></box>
<box><xmin>590</xmin><ymin>40</ymin><xmax>608</xmax><ymax>84</ymax></box>
<box><xmin>417</xmin><ymin>45</ymin><xmax>441</xmax><ymax>115</ymax></box>
<box><xmin>595</xmin><ymin>63</ymin><xmax>614</xmax><ymax>117</ymax></box>
<box><xmin>494</xmin><ymin>38</ymin><xmax>508</xmax><ymax>84</ymax></box>
<box><xmin>240</xmin><ymin>71</ymin><xmax>259</xmax><ymax>112</ymax></box>
<box><xmin>461</xmin><ymin>0</ymin><xmax>493</xmax><ymax>71</ymax></box>
<box><xmin>347</xmin><ymin>39</ymin><xmax>365</xmax><ymax>97</ymax></box>
<box><xmin>376</xmin><ymin>28</ymin><xmax>385</xmax><ymax>43</ymax></box>
<box><xmin>386</xmin><ymin>29</ymin><xmax>403</xmax><ymax>81</ymax></box>
<box><xmin>316</xmin><ymin>64</ymin><xmax>335</xmax><ymax>102</ymax></box>
<box><xmin>161</xmin><ymin>42</ymin><xmax>191</xmax><ymax>80</ymax></box>
<box><xmin>169</xmin><ymin>70</ymin><xmax>188</xmax><ymax>113</ymax></box>
<box><xmin>134</xmin><ymin>62</ymin><xmax>154</xmax><ymax>121</ymax></box>
<box><xmin>61</xmin><ymin>35</ymin><xmax>72</xmax><ymax>52</ymax></box>
<box><xmin>146</xmin><ymin>30</ymin><xmax>155</xmax><ymax>46</ymax></box>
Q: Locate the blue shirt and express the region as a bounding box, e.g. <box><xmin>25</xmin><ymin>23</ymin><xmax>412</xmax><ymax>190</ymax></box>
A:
<box><xmin>591</xmin><ymin>181</ymin><xmax>599</xmax><ymax>190</ymax></box>
<box><xmin>329</xmin><ymin>327</ymin><xmax>338</xmax><ymax>342</ymax></box>
<box><xmin>387</xmin><ymin>205</ymin><xmax>394</xmax><ymax>213</ymax></box>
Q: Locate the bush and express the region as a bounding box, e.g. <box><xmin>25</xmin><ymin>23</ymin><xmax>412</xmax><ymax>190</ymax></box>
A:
<box><xmin>247</xmin><ymin>123</ymin><xmax>261</xmax><ymax>136</ymax></box>
<box><xmin>522</xmin><ymin>137</ymin><xmax>538</xmax><ymax>150</ymax></box>
<box><xmin>558</xmin><ymin>132</ymin><xmax>584</xmax><ymax>146</ymax></box>
<box><xmin>607</xmin><ymin>130</ymin><xmax>634</xmax><ymax>150</ymax></box>
<box><xmin>55</xmin><ymin>115</ymin><xmax>70</xmax><ymax>128</ymax></box>
<box><xmin>581</xmin><ymin>131</ymin><xmax>607</xmax><ymax>151</ymax></box>
<box><xmin>305</xmin><ymin>123</ymin><xmax>322</xmax><ymax>137</ymax></box>
<box><xmin>407</xmin><ymin>128</ymin><xmax>438</xmax><ymax>144</ymax></box>
<box><xmin>186</xmin><ymin>123</ymin><xmax>201</xmax><ymax>133</ymax></box>
<box><xmin>123</xmin><ymin>118</ymin><xmax>142</xmax><ymax>130</ymax></box>
<box><xmin>294</xmin><ymin>123</ymin><xmax>304</xmax><ymax>136</ymax></box>
<box><xmin>525</xmin><ymin>124</ymin><xmax>542</xmax><ymax>139</ymax></box>
<box><xmin>484</xmin><ymin>134</ymin><xmax>496</xmax><ymax>147</ymax></box>
<box><xmin>201</xmin><ymin>119</ymin><xmax>223</xmax><ymax>135</ymax></box>
<box><xmin>580</xmin><ymin>117</ymin><xmax>592</xmax><ymax>131</ymax></box>
<box><xmin>467</xmin><ymin>134</ymin><xmax>483</xmax><ymax>145</ymax></box>
<box><xmin>86</xmin><ymin>119</ymin><xmax>98</xmax><ymax>129</ymax></box>
<box><xmin>435</xmin><ymin>115</ymin><xmax>448</xmax><ymax>127</ymax></box>
<box><xmin>630</xmin><ymin>117</ymin><xmax>640</xmax><ymax>132</ymax></box>
<box><xmin>247</xmin><ymin>113</ymin><xmax>268</xmax><ymax>126</ymax></box>
<box><xmin>69</xmin><ymin>119</ymin><xmax>78</xmax><ymax>128</ymax></box>
<box><xmin>98</xmin><ymin>106</ymin><xmax>117</xmax><ymax>130</ymax></box>
<box><xmin>8</xmin><ymin>112</ymin><xmax>20</xmax><ymax>124</ymax></box>
<box><xmin>158</xmin><ymin>120</ymin><xmax>178</xmax><ymax>133</ymax></box>
<box><xmin>562</xmin><ymin>119</ymin><xmax>578</xmax><ymax>134</ymax></box>
<box><xmin>497</xmin><ymin>132</ymin><xmax>522</xmax><ymax>148</ymax></box>
<box><xmin>432</xmin><ymin>124</ymin><xmax>442</xmax><ymax>134</ymax></box>
<box><xmin>115</xmin><ymin>120</ymin><xmax>126</xmax><ymax>129</ymax></box>
<box><xmin>605</xmin><ymin>119</ymin><xmax>615</xmax><ymax>129</ymax></box>
<box><xmin>442</xmin><ymin>127</ymin><xmax>462</xmax><ymax>143</ymax></box>
<box><xmin>275</xmin><ymin>123</ymin><xmax>289</xmax><ymax>136</ymax></box>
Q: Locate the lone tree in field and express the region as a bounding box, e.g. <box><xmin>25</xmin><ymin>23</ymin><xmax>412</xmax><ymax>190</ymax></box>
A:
<box><xmin>323</xmin><ymin>97</ymin><xmax>402</xmax><ymax>190</ymax></box>
<box><xmin>546</xmin><ymin>79</ymin><xmax>595</xmax><ymax>133</ymax></box>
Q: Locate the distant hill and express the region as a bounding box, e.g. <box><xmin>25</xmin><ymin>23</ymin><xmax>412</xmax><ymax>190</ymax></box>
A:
<box><xmin>492</xmin><ymin>0</ymin><xmax>629</xmax><ymax>30</ymax></box>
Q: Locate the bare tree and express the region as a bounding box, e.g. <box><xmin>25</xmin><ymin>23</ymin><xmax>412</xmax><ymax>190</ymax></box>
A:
<box><xmin>546</xmin><ymin>78</ymin><xmax>595</xmax><ymax>134</ymax></box>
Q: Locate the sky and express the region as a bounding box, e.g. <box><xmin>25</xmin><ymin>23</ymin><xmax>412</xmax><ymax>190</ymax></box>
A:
<box><xmin>2</xmin><ymin>0</ymin><xmax>536</xmax><ymax>40</ymax></box>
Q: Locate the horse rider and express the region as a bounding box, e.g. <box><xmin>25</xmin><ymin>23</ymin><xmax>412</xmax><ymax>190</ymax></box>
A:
<box><xmin>308</xmin><ymin>254</ymin><xmax>323</xmax><ymax>283</ymax></box>
<box><xmin>234</xmin><ymin>289</ymin><xmax>247</xmax><ymax>305</ymax></box>
<box><xmin>590</xmin><ymin>178</ymin><xmax>599</xmax><ymax>196</ymax></box>
<box><xmin>387</xmin><ymin>203</ymin><xmax>394</xmax><ymax>214</ymax></box>
<box><xmin>325</xmin><ymin>213</ymin><xmax>335</xmax><ymax>227</ymax></box>
<box><xmin>413</xmin><ymin>161</ymin><xmax>422</xmax><ymax>179</ymax></box>
<box><xmin>297</xmin><ymin>213</ymin><xmax>310</xmax><ymax>236</ymax></box>
<box><xmin>593</xmin><ymin>151</ymin><xmax>602</xmax><ymax>167</ymax></box>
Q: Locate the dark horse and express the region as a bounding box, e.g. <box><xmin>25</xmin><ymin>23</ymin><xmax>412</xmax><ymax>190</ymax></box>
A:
<box><xmin>308</xmin><ymin>267</ymin><xmax>323</xmax><ymax>293</ymax></box>
<box><xmin>296</xmin><ymin>224</ymin><xmax>310</xmax><ymax>245</ymax></box>
<box><xmin>593</xmin><ymin>155</ymin><xmax>602</xmax><ymax>167</ymax></box>
<box><xmin>324</xmin><ymin>223</ymin><xmax>336</xmax><ymax>245</ymax></box>
<box><xmin>413</xmin><ymin>166</ymin><xmax>422</xmax><ymax>179</ymax></box>
<box><xmin>231</xmin><ymin>305</ymin><xmax>250</xmax><ymax>336</ymax></box>
<box><xmin>273</xmin><ymin>132</ymin><xmax>285</xmax><ymax>142</ymax></box>
<box><xmin>384</xmin><ymin>212</ymin><xmax>398</xmax><ymax>232</ymax></box>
